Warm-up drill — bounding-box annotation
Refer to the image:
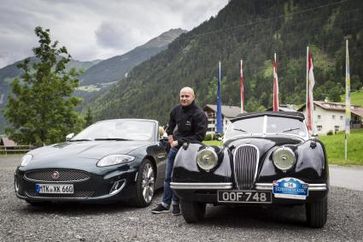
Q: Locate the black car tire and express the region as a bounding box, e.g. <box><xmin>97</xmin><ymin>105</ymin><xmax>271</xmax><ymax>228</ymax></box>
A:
<box><xmin>306</xmin><ymin>196</ymin><xmax>328</xmax><ymax>228</ymax></box>
<box><xmin>132</xmin><ymin>159</ymin><xmax>155</xmax><ymax>208</ymax></box>
<box><xmin>181</xmin><ymin>200</ymin><xmax>206</xmax><ymax>223</ymax></box>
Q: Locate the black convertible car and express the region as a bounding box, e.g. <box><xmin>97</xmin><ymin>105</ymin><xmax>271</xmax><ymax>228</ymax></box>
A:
<box><xmin>14</xmin><ymin>119</ymin><xmax>168</xmax><ymax>207</ymax></box>
<box><xmin>171</xmin><ymin>112</ymin><xmax>329</xmax><ymax>228</ymax></box>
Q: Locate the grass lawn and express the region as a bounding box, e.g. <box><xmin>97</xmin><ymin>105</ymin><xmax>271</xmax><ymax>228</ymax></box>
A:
<box><xmin>341</xmin><ymin>90</ymin><xmax>363</xmax><ymax>107</ymax></box>
<box><xmin>204</xmin><ymin>129</ymin><xmax>363</xmax><ymax>166</ymax></box>
<box><xmin>319</xmin><ymin>129</ymin><xmax>363</xmax><ymax>166</ymax></box>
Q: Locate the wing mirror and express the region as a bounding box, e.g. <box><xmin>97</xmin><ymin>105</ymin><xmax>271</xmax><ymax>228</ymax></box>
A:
<box><xmin>66</xmin><ymin>133</ymin><xmax>75</xmax><ymax>141</ymax></box>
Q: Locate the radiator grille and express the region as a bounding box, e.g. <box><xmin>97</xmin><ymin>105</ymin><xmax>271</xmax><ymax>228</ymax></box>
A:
<box><xmin>233</xmin><ymin>145</ymin><xmax>259</xmax><ymax>189</ymax></box>
<box><xmin>26</xmin><ymin>191</ymin><xmax>95</xmax><ymax>198</ymax></box>
<box><xmin>25</xmin><ymin>169</ymin><xmax>90</xmax><ymax>182</ymax></box>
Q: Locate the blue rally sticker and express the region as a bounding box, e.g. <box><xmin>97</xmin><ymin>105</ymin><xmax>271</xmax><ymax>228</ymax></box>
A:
<box><xmin>272</xmin><ymin>177</ymin><xmax>309</xmax><ymax>200</ymax></box>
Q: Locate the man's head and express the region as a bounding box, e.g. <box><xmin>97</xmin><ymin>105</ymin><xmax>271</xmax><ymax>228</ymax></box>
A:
<box><xmin>179</xmin><ymin>87</ymin><xmax>195</xmax><ymax>107</ymax></box>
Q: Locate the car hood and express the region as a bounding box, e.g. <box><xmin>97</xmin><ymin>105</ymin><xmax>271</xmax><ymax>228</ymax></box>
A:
<box><xmin>225</xmin><ymin>136</ymin><xmax>302</xmax><ymax>157</ymax></box>
<box><xmin>25</xmin><ymin>141</ymin><xmax>149</xmax><ymax>169</ymax></box>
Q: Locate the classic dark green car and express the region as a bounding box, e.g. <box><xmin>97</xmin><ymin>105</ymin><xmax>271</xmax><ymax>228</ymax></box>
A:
<box><xmin>14</xmin><ymin>119</ymin><xmax>168</xmax><ymax>207</ymax></box>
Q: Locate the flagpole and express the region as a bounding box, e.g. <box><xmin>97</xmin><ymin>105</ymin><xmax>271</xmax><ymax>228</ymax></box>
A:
<box><xmin>345</xmin><ymin>39</ymin><xmax>351</xmax><ymax>161</ymax></box>
<box><xmin>216</xmin><ymin>61</ymin><xmax>223</xmax><ymax>135</ymax></box>
<box><xmin>240</xmin><ymin>59</ymin><xmax>244</xmax><ymax>113</ymax></box>
<box><xmin>306</xmin><ymin>46</ymin><xmax>309</xmax><ymax>125</ymax></box>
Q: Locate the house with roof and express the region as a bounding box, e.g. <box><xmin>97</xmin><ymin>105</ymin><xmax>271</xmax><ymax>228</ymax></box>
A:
<box><xmin>298</xmin><ymin>101</ymin><xmax>363</xmax><ymax>134</ymax></box>
<box><xmin>203</xmin><ymin>104</ymin><xmax>242</xmax><ymax>134</ymax></box>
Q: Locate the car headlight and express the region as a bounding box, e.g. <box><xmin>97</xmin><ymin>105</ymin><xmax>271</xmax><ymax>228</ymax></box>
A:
<box><xmin>196</xmin><ymin>147</ymin><xmax>218</xmax><ymax>172</ymax></box>
<box><xmin>97</xmin><ymin>155</ymin><xmax>135</xmax><ymax>167</ymax></box>
<box><xmin>20</xmin><ymin>154</ymin><xmax>32</xmax><ymax>166</ymax></box>
<box><xmin>272</xmin><ymin>147</ymin><xmax>296</xmax><ymax>171</ymax></box>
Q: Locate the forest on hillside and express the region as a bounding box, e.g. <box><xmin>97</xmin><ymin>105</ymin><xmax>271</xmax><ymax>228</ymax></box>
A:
<box><xmin>88</xmin><ymin>0</ymin><xmax>363</xmax><ymax>125</ymax></box>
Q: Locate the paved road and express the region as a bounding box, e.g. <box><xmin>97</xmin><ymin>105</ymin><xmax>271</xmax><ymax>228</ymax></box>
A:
<box><xmin>0</xmin><ymin>155</ymin><xmax>362</xmax><ymax>241</ymax></box>
<box><xmin>329</xmin><ymin>165</ymin><xmax>363</xmax><ymax>191</ymax></box>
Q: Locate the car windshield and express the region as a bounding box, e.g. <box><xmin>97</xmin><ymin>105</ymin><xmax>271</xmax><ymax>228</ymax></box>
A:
<box><xmin>224</xmin><ymin>115</ymin><xmax>307</xmax><ymax>140</ymax></box>
<box><xmin>71</xmin><ymin>120</ymin><xmax>155</xmax><ymax>141</ymax></box>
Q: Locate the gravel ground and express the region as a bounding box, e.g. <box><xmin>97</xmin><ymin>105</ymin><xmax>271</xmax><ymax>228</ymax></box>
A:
<box><xmin>0</xmin><ymin>155</ymin><xmax>362</xmax><ymax>241</ymax></box>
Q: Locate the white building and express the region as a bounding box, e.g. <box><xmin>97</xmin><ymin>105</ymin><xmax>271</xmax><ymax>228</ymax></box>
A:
<box><xmin>203</xmin><ymin>104</ymin><xmax>242</xmax><ymax>134</ymax></box>
<box><xmin>299</xmin><ymin>101</ymin><xmax>363</xmax><ymax>135</ymax></box>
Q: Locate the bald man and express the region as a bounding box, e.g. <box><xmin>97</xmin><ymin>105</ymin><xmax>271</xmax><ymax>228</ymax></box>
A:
<box><xmin>152</xmin><ymin>86</ymin><xmax>207</xmax><ymax>215</ymax></box>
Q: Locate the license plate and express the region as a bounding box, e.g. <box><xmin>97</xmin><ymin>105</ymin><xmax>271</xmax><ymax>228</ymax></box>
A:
<box><xmin>273</xmin><ymin>177</ymin><xmax>308</xmax><ymax>200</ymax></box>
<box><xmin>217</xmin><ymin>190</ymin><xmax>272</xmax><ymax>204</ymax></box>
<box><xmin>35</xmin><ymin>184</ymin><xmax>74</xmax><ymax>194</ymax></box>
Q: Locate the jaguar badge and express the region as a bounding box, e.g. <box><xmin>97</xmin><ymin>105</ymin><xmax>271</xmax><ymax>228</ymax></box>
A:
<box><xmin>51</xmin><ymin>171</ymin><xmax>60</xmax><ymax>180</ymax></box>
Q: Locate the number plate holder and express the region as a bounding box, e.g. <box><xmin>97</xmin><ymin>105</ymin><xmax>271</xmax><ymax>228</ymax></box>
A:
<box><xmin>217</xmin><ymin>190</ymin><xmax>272</xmax><ymax>204</ymax></box>
<box><xmin>35</xmin><ymin>184</ymin><xmax>74</xmax><ymax>194</ymax></box>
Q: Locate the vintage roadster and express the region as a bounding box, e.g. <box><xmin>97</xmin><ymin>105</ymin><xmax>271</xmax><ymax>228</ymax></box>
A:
<box><xmin>171</xmin><ymin>112</ymin><xmax>328</xmax><ymax>228</ymax></box>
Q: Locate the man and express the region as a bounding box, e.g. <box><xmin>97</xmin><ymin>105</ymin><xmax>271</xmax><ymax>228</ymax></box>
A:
<box><xmin>151</xmin><ymin>86</ymin><xmax>207</xmax><ymax>215</ymax></box>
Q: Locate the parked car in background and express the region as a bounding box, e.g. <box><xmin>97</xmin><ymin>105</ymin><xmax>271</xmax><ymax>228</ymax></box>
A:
<box><xmin>14</xmin><ymin>119</ymin><xmax>168</xmax><ymax>207</ymax></box>
<box><xmin>171</xmin><ymin>112</ymin><xmax>329</xmax><ymax>228</ymax></box>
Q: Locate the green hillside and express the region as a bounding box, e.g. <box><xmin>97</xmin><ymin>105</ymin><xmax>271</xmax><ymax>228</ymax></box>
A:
<box><xmin>89</xmin><ymin>0</ymin><xmax>363</xmax><ymax>125</ymax></box>
<box><xmin>351</xmin><ymin>91</ymin><xmax>363</xmax><ymax>106</ymax></box>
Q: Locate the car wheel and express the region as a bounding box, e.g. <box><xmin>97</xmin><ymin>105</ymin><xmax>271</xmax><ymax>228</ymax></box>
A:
<box><xmin>180</xmin><ymin>200</ymin><xmax>206</xmax><ymax>223</ymax></box>
<box><xmin>133</xmin><ymin>159</ymin><xmax>155</xmax><ymax>208</ymax></box>
<box><xmin>306</xmin><ymin>196</ymin><xmax>327</xmax><ymax>228</ymax></box>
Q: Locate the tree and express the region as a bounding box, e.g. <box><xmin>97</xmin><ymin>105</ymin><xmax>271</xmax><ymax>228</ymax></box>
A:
<box><xmin>84</xmin><ymin>107</ymin><xmax>94</xmax><ymax>127</ymax></box>
<box><xmin>4</xmin><ymin>26</ymin><xmax>84</xmax><ymax>145</ymax></box>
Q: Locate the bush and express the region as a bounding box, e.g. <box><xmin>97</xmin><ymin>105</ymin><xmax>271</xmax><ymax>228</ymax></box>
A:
<box><xmin>327</xmin><ymin>130</ymin><xmax>334</xmax><ymax>135</ymax></box>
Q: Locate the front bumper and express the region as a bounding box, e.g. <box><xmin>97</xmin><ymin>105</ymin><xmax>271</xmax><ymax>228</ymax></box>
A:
<box><xmin>171</xmin><ymin>182</ymin><xmax>328</xmax><ymax>204</ymax></box>
<box><xmin>14</xmin><ymin>168</ymin><xmax>138</xmax><ymax>203</ymax></box>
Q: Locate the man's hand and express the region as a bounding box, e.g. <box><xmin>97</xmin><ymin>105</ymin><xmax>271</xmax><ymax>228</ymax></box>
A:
<box><xmin>170</xmin><ymin>140</ymin><xmax>178</xmax><ymax>148</ymax></box>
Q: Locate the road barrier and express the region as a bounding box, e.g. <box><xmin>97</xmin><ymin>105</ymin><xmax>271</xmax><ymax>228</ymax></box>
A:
<box><xmin>0</xmin><ymin>145</ymin><xmax>33</xmax><ymax>155</ymax></box>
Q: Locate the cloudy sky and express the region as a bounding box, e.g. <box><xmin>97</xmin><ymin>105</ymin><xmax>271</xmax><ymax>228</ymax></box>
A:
<box><xmin>0</xmin><ymin>0</ymin><xmax>229</xmax><ymax>68</ymax></box>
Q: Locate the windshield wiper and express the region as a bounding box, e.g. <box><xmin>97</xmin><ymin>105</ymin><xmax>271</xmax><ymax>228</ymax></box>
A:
<box><xmin>69</xmin><ymin>138</ymin><xmax>93</xmax><ymax>142</ymax></box>
<box><xmin>282</xmin><ymin>127</ymin><xmax>300</xmax><ymax>133</ymax></box>
<box><xmin>233</xmin><ymin>128</ymin><xmax>247</xmax><ymax>133</ymax></box>
<box><xmin>94</xmin><ymin>138</ymin><xmax>132</xmax><ymax>141</ymax></box>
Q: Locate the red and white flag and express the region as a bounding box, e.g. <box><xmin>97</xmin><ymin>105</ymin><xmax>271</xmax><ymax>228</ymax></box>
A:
<box><xmin>272</xmin><ymin>53</ymin><xmax>279</xmax><ymax>112</ymax></box>
<box><xmin>306</xmin><ymin>47</ymin><xmax>315</xmax><ymax>134</ymax></box>
<box><xmin>240</xmin><ymin>59</ymin><xmax>244</xmax><ymax>113</ymax></box>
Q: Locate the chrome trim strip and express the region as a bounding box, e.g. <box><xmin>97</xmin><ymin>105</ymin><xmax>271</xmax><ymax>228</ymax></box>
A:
<box><xmin>255</xmin><ymin>183</ymin><xmax>327</xmax><ymax>191</ymax></box>
<box><xmin>24</xmin><ymin>176</ymin><xmax>90</xmax><ymax>183</ymax></box>
<box><xmin>170</xmin><ymin>182</ymin><xmax>233</xmax><ymax>190</ymax></box>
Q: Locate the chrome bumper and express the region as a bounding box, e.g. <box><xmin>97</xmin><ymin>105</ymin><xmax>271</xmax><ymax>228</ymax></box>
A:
<box><xmin>170</xmin><ymin>182</ymin><xmax>233</xmax><ymax>190</ymax></box>
<box><xmin>171</xmin><ymin>182</ymin><xmax>327</xmax><ymax>191</ymax></box>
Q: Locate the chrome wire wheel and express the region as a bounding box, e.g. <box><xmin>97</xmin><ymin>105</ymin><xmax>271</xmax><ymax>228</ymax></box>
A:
<box><xmin>141</xmin><ymin>162</ymin><xmax>155</xmax><ymax>204</ymax></box>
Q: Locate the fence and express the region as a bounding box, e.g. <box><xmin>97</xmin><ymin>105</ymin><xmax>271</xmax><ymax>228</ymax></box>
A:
<box><xmin>0</xmin><ymin>145</ymin><xmax>33</xmax><ymax>155</ymax></box>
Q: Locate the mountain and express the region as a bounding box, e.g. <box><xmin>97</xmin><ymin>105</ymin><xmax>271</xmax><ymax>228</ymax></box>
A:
<box><xmin>0</xmin><ymin>28</ymin><xmax>186</xmax><ymax>133</ymax></box>
<box><xmin>0</xmin><ymin>58</ymin><xmax>99</xmax><ymax>132</ymax></box>
<box><xmin>78</xmin><ymin>28</ymin><xmax>187</xmax><ymax>87</ymax></box>
<box><xmin>89</xmin><ymin>0</ymin><xmax>363</xmax><ymax>125</ymax></box>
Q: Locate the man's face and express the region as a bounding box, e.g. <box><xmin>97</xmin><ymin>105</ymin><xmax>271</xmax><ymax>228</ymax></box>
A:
<box><xmin>179</xmin><ymin>89</ymin><xmax>195</xmax><ymax>107</ymax></box>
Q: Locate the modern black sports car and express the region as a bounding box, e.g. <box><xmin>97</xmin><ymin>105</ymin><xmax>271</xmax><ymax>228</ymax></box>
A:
<box><xmin>14</xmin><ymin>119</ymin><xmax>168</xmax><ymax>207</ymax></box>
<box><xmin>171</xmin><ymin>112</ymin><xmax>329</xmax><ymax>228</ymax></box>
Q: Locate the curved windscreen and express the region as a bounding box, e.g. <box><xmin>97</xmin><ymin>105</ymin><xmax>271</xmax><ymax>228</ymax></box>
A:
<box><xmin>72</xmin><ymin>119</ymin><xmax>156</xmax><ymax>141</ymax></box>
<box><xmin>224</xmin><ymin>115</ymin><xmax>307</xmax><ymax>140</ymax></box>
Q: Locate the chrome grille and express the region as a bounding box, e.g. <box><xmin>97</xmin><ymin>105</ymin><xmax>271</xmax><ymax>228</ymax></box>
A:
<box><xmin>25</xmin><ymin>169</ymin><xmax>90</xmax><ymax>182</ymax></box>
<box><xmin>233</xmin><ymin>145</ymin><xmax>259</xmax><ymax>189</ymax></box>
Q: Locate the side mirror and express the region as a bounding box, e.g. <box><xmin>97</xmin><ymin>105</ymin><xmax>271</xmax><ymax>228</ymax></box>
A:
<box><xmin>66</xmin><ymin>133</ymin><xmax>75</xmax><ymax>141</ymax></box>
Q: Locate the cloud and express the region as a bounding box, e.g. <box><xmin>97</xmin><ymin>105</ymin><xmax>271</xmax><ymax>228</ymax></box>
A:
<box><xmin>0</xmin><ymin>0</ymin><xmax>229</xmax><ymax>68</ymax></box>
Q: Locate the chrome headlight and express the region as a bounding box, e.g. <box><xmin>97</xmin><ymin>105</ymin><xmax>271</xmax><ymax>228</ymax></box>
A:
<box><xmin>272</xmin><ymin>147</ymin><xmax>296</xmax><ymax>171</ymax></box>
<box><xmin>20</xmin><ymin>154</ymin><xmax>33</xmax><ymax>167</ymax></box>
<box><xmin>196</xmin><ymin>147</ymin><xmax>218</xmax><ymax>172</ymax></box>
<box><xmin>97</xmin><ymin>155</ymin><xmax>135</xmax><ymax>167</ymax></box>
